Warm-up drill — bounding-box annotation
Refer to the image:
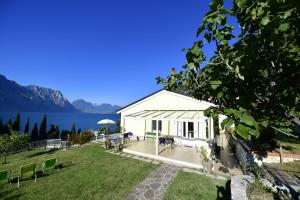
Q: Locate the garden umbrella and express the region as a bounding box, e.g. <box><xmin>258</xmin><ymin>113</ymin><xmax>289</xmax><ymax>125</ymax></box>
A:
<box><xmin>97</xmin><ymin>119</ymin><xmax>116</xmax><ymax>125</ymax></box>
<box><xmin>97</xmin><ymin>119</ymin><xmax>116</xmax><ymax>135</ymax></box>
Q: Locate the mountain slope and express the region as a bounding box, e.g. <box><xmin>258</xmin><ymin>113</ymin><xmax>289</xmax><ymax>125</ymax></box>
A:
<box><xmin>72</xmin><ymin>99</ymin><xmax>121</xmax><ymax>113</ymax></box>
<box><xmin>0</xmin><ymin>74</ymin><xmax>79</xmax><ymax>112</ymax></box>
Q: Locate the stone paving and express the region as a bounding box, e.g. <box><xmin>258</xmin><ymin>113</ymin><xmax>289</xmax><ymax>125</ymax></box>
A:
<box><xmin>124</xmin><ymin>164</ymin><xmax>180</xmax><ymax>200</ymax></box>
<box><xmin>265</xmin><ymin>163</ymin><xmax>300</xmax><ymax>192</ymax></box>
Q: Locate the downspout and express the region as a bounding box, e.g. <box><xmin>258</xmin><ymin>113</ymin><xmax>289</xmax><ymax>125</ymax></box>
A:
<box><xmin>156</xmin><ymin>120</ymin><xmax>159</xmax><ymax>156</ymax></box>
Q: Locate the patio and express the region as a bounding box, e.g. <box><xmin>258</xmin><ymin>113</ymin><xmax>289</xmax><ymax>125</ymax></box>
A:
<box><xmin>123</xmin><ymin>140</ymin><xmax>203</xmax><ymax>169</ymax></box>
<box><xmin>123</xmin><ymin>140</ymin><xmax>243</xmax><ymax>175</ymax></box>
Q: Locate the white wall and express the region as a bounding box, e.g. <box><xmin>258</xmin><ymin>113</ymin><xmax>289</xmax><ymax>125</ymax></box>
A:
<box><xmin>123</xmin><ymin>118</ymin><xmax>145</xmax><ymax>139</ymax></box>
<box><xmin>119</xmin><ymin>90</ymin><xmax>213</xmax><ymax>116</ymax></box>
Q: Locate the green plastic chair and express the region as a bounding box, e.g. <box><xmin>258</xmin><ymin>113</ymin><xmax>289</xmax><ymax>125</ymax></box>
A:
<box><xmin>0</xmin><ymin>170</ymin><xmax>11</xmax><ymax>184</ymax></box>
<box><xmin>42</xmin><ymin>158</ymin><xmax>59</xmax><ymax>174</ymax></box>
<box><xmin>18</xmin><ymin>163</ymin><xmax>37</xmax><ymax>188</ymax></box>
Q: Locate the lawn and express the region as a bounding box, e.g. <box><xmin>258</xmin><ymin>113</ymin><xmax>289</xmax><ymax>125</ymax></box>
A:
<box><xmin>271</xmin><ymin>160</ymin><xmax>300</xmax><ymax>179</ymax></box>
<box><xmin>0</xmin><ymin>143</ymin><xmax>157</xmax><ymax>200</ymax></box>
<box><xmin>163</xmin><ymin>171</ymin><xmax>230</xmax><ymax>200</ymax></box>
<box><xmin>278</xmin><ymin>140</ymin><xmax>300</xmax><ymax>154</ymax></box>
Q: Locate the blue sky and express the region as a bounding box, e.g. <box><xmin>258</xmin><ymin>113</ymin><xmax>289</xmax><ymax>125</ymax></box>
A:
<box><xmin>0</xmin><ymin>0</ymin><xmax>236</xmax><ymax>106</ymax></box>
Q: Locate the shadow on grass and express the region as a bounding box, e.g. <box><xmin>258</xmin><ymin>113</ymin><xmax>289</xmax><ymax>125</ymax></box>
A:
<box><xmin>26</xmin><ymin>149</ymin><xmax>59</xmax><ymax>158</ymax></box>
<box><xmin>216</xmin><ymin>180</ymin><xmax>231</xmax><ymax>200</ymax></box>
<box><xmin>0</xmin><ymin>185</ymin><xmax>24</xmax><ymax>200</ymax></box>
<box><xmin>8</xmin><ymin>161</ymin><xmax>76</xmax><ymax>186</ymax></box>
<box><xmin>218</xmin><ymin>166</ymin><xmax>230</xmax><ymax>174</ymax></box>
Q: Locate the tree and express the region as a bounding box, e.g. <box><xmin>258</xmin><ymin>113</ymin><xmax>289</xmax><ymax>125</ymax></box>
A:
<box><xmin>5</xmin><ymin>119</ymin><xmax>13</xmax><ymax>133</ymax></box>
<box><xmin>39</xmin><ymin>114</ymin><xmax>47</xmax><ymax>140</ymax></box>
<box><xmin>157</xmin><ymin>0</ymin><xmax>300</xmax><ymax>140</ymax></box>
<box><xmin>24</xmin><ymin>117</ymin><xmax>30</xmax><ymax>134</ymax></box>
<box><xmin>71</xmin><ymin>123</ymin><xmax>76</xmax><ymax>135</ymax></box>
<box><xmin>77</xmin><ymin>128</ymin><xmax>81</xmax><ymax>134</ymax></box>
<box><xmin>0</xmin><ymin>119</ymin><xmax>3</xmax><ymax>134</ymax></box>
<box><xmin>55</xmin><ymin>125</ymin><xmax>60</xmax><ymax>139</ymax></box>
<box><xmin>12</xmin><ymin>113</ymin><xmax>21</xmax><ymax>132</ymax></box>
<box><xmin>47</xmin><ymin>124</ymin><xmax>60</xmax><ymax>139</ymax></box>
<box><xmin>60</xmin><ymin>130</ymin><xmax>70</xmax><ymax>141</ymax></box>
<box><xmin>0</xmin><ymin>132</ymin><xmax>29</xmax><ymax>164</ymax></box>
<box><xmin>31</xmin><ymin>123</ymin><xmax>39</xmax><ymax>141</ymax></box>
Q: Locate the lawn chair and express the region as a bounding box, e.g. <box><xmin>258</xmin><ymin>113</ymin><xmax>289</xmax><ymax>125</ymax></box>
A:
<box><xmin>0</xmin><ymin>170</ymin><xmax>11</xmax><ymax>185</ymax></box>
<box><xmin>42</xmin><ymin>158</ymin><xmax>59</xmax><ymax>174</ymax></box>
<box><xmin>18</xmin><ymin>163</ymin><xmax>37</xmax><ymax>188</ymax></box>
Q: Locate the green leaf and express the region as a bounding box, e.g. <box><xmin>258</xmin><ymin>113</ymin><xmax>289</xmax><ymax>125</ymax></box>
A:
<box><xmin>235</xmin><ymin>124</ymin><xmax>251</xmax><ymax>140</ymax></box>
<box><xmin>191</xmin><ymin>44</ymin><xmax>201</xmax><ymax>56</ymax></box>
<box><xmin>236</xmin><ymin>0</ymin><xmax>247</xmax><ymax>9</ymax></box>
<box><xmin>210</xmin><ymin>80</ymin><xmax>222</xmax><ymax>90</ymax></box>
<box><xmin>221</xmin><ymin>40</ymin><xmax>228</xmax><ymax>46</ymax></box>
<box><xmin>261</xmin><ymin>16</ymin><xmax>270</xmax><ymax>25</ymax></box>
<box><xmin>221</xmin><ymin>118</ymin><xmax>234</xmax><ymax>129</ymax></box>
<box><xmin>282</xmin><ymin>9</ymin><xmax>294</xmax><ymax>19</ymax></box>
<box><xmin>217</xmin><ymin>91</ymin><xmax>223</xmax><ymax>98</ymax></box>
<box><xmin>278</xmin><ymin>23</ymin><xmax>289</xmax><ymax>32</ymax></box>
<box><xmin>239</xmin><ymin>113</ymin><xmax>254</xmax><ymax>126</ymax></box>
<box><xmin>257</xmin><ymin>7</ymin><xmax>264</xmax><ymax>17</ymax></box>
<box><xmin>235</xmin><ymin>65</ymin><xmax>245</xmax><ymax>80</ymax></box>
<box><xmin>170</xmin><ymin>68</ymin><xmax>176</xmax><ymax>75</ymax></box>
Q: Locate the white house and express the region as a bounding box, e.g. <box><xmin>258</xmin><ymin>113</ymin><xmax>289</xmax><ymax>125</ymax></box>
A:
<box><xmin>117</xmin><ymin>89</ymin><xmax>218</xmax><ymax>157</ymax></box>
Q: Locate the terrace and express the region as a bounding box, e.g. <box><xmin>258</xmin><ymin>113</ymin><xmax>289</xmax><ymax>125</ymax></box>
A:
<box><xmin>123</xmin><ymin>140</ymin><xmax>203</xmax><ymax>169</ymax></box>
<box><xmin>123</xmin><ymin>140</ymin><xmax>243</xmax><ymax>175</ymax></box>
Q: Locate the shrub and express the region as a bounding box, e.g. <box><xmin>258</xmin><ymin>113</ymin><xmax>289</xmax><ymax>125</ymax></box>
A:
<box><xmin>0</xmin><ymin>132</ymin><xmax>29</xmax><ymax>163</ymax></box>
<box><xmin>200</xmin><ymin>146</ymin><xmax>209</xmax><ymax>162</ymax></box>
<box><xmin>69</xmin><ymin>133</ymin><xmax>79</xmax><ymax>145</ymax></box>
<box><xmin>78</xmin><ymin>131</ymin><xmax>93</xmax><ymax>145</ymax></box>
<box><xmin>247</xmin><ymin>163</ymin><xmax>266</xmax><ymax>179</ymax></box>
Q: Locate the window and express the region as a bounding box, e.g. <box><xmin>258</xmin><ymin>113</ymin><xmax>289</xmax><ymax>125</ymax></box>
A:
<box><xmin>188</xmin><ymin>122</ymin><xmax>194</xmax><ymax>138</ymax></box>
<box><xmin>158</xmin><ymin>120</ymin><xmax>162</xmax><ymax>132</ymax></box>
<box><xmin>183</xmin><ymin>122</ymin><xmax>186</xmax><ymax>137</ymax></box>
<box><xmin>205</xmin><ymin>119</ymin><xmax>209</xmax><ymax>139</ymax></box>
<box><xmin>152</xmin><ymin>120</ymin><xmax>162</xmax><ymax>133</ymax></box>
<box><xmin>152</xmin><ymin>120</ymin><xmax>156</xmax><ymax>131</ymax></box>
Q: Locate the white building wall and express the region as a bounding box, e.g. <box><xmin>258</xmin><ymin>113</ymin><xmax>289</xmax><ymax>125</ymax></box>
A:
<box><xmin>122</xmin><ymin>118</ymin><xmax>145</xmax><ymax>138</ymax></box>
<box><xmin>169</xmin><ymin>120</ymin><xmax>177</xmax><ymax>136</ymax></box>
<box><xmin>119</xmin><ymin>90</ymin><xmax>213</xmax><ymax>117</ymax></box>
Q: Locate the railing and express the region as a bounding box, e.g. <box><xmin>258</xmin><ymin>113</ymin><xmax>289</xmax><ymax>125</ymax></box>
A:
<box><xmin>0</xmin><ymin>140</ymin><xmax>67</xmax><ymax>157</ymax></box>
<box><xmin>270</xmin><ymin>126</ymin><xmax>299</xmax><ymax>164</ymax></box>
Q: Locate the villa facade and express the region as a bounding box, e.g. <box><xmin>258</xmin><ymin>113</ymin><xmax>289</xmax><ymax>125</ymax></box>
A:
<box><xmin>117</xmin><ymin>89</ymin><xmax>221</xmax><ymax>157</ymax></box>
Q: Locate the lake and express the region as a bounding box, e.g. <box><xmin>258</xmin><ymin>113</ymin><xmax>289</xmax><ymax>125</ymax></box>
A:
<box><xmin>0</xmin><ymin>112</ymin><xmax>120</xmax><ymax>132</ymax></box>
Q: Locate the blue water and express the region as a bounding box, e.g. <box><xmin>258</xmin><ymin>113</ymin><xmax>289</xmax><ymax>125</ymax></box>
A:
<box><xmin>0</xmin><ymin>112</ymin><xmax>120</xmax><ymax>132</ymax></box>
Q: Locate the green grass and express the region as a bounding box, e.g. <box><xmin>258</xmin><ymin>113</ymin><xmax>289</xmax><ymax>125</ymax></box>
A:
<box><xmin>278</xmin><ymin>140</ymin><xmax>300</xmax><ymax>154</ymax></box>
<box><xmin>0</xmin><ymin>143</ymin><xmax>157</xmax><ymax>200</ymax></box>
<box><xmin>273</xmin><ymin>160</ymin><xmax>300</xmax><ymax>179</ymax></box>
<box><xmin>164</xmin><ymin>171</ymin><xmax>230</xmax><ymax>200</ymax></box>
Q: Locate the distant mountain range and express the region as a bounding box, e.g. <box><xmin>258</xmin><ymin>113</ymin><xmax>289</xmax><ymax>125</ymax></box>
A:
<box><xmin>0</xmin><ymin>74</ymin><xmax>121</xmax><ymax>113</ymax></box>
<box><xmin>72</xmin><ymin>99</ymin><xmax>121</xmax><ymax>114</ymax></box>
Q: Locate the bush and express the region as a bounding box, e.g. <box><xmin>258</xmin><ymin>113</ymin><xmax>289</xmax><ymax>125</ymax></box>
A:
<box><xmin>247</xmin><ymin>163</ymin><xmax>266</xmax><ymax>179</ymax></box>
<box><xmin>78</xmin><ymin>131</ymin><xmax>93</xmax><ymax>145</ymax></box>
<box><xmin>201</xmin><ymin>146</ymin><xmax>209</xmax><ymax>162</ymax></box>
<box><xmin>0</xmin><ymin>132</ymin><xmax>29</xmax><ymax>163</ymax></box>
<box><xmin>69</xmin><ymin>133</ymin><xmax>79</xmax><ymax>145</ymax></box>
<box><xmin>67</xmin><ymin>131</ymin><xmax>93</xmax><ymax>145</ymax></box>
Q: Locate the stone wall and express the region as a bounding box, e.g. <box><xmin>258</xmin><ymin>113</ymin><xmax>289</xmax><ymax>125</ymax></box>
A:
<box><xmin>228</xmin><ymin>135</ymin><xmax>253</xmax><ymax>173</ymax></box>
<box><xmin>229</xmin><ymin>135</ymin><xmax>300</xmax><ymax>170</ymax></box>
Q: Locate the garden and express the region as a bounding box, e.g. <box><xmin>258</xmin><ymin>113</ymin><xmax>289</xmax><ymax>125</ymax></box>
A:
<box><xmin>0</xmin><ymin>143</ymin><xmax>157</xmax><ymax>200</ymax></box>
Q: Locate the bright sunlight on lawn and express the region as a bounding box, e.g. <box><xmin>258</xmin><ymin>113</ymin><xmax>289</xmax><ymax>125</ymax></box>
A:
<box><xmin>0</xmin><ymin>143</ymin><xmax>157</xmax><ymax>200</ymax></box>
<box><xmin>164</xmin><ymin>171</ymin><xmax>230</xmax><ymax>200</ymax></box>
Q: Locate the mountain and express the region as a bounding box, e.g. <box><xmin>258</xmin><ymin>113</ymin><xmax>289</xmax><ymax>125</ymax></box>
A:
<box><xmin>0</xmin><ymin>74</ymin><xmax>79</xmax><ymax>112</ymax></box>
<box><xmin>72</xmin><ymin>99</ymin><xmax>121</xmax><ymax>114</ymax></box>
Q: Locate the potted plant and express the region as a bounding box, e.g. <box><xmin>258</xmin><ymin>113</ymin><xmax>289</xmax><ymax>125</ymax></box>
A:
<box><xmin>200</xmin><ymin>146</ymin><xmax>213</xmax><ymax>173</ymax></box>
<box><xmin>104</xmin><ymin>137</ymin><xmax>112</xmax><ymax>150</ymax></box>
